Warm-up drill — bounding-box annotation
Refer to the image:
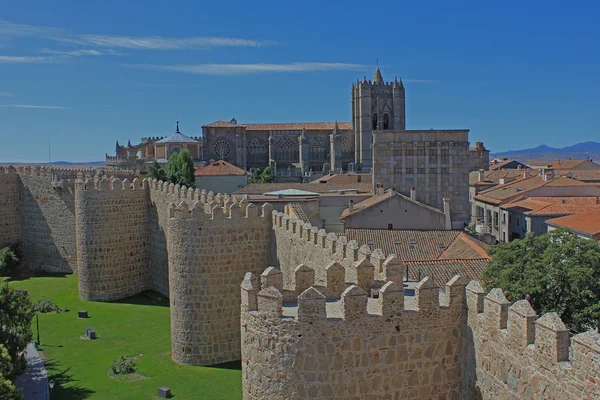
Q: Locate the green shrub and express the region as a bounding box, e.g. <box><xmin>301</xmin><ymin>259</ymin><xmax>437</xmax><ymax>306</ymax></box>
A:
<box><xmin>110</xmin><ymin>356</ymin><xmax>136</xmax><ymax>375</ymax></box>
<box><xmin>33</xmin><ymin>298</ymin><xmax>61</xmax><ymax>314</ymax></box>
<box><xmin>0</xmin><ymin>248</ymin><xmax>18</xmax><ymax>276</ymax></box>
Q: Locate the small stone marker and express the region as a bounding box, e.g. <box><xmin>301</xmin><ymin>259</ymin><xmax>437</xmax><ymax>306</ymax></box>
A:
<box><xmin>78</xmin><ymin>310</ymin><xmax>88</xmax><ymax>319</ymax></box>
<box><xmin>158</xmin><ymin>386</ymin><xmax>172</xmax><ymax>398</ymax></box>
<box><xmin>85</xmin><ymin>328</ymin><xmax>96</xmax><ymax>340</ymax></box>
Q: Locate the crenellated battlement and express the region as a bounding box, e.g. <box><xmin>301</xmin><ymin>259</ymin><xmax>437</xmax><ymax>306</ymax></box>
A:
<box><xmin>463</xmin><ymin>281</ymin><xmax>600</xmax><ymax>399</ymax></box>
<box><xmin>243</xmin><ymin>266</ymin><xmax>467</xmax><ymax>324</ymax></box>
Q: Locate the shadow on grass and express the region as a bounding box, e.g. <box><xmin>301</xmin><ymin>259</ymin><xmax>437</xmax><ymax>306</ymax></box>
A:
<box><xmin>206</xmin><ymin>360</ymin><xmax>242</xmax><ymax>370</ymax></box>
<box><xmin>108</xmin><ymin>290</ymin><xmax>169</xmax><ymax>307</ymax></box>
<box><xmin>44</xmin><ymin>359</ymin><xmax>96</xmax><ymax>400</ymax></box>
<box><xmin>6</xmin><ymin>271</ymin><xmax>72</xmax><ymax>282</ymax></box>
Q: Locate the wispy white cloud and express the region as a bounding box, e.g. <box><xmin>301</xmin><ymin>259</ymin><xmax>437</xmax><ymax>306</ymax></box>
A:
<box><xmin>67</xmin><ymin>34</ymin><xmax>278</xmax><ymax>50</ymax></box>
<box><xmin>0</xmin><ymin>92</ymin><xmax>12</xmax><ymax>97</ymax></box>
<box><xmin>0</xmin><ymin>104</ymin><xmax>69</xmax><ymax>109</ymax></box>
<box><xmin>125</xmin><ymin>62</ymin><xmax>368</xmax><ymax>75</ymax></box>
<box><xmin>0</xmin><ymin>55</ymin><xmax>53</xmax><ymax>63</ymax></box>
<box><xmin>404</xmin><ymin>79</ymin><xmax>438</xmax><ymax>84</ymax></box>
<box><xmin>0</xmin><ymin>20</ymin><xmax>278</xmax><ymax>52</ymax></box>
<box><xmin>39</xmin><ymin>48</ymin><xmax>102</xmax><ymax>56</ymax></box>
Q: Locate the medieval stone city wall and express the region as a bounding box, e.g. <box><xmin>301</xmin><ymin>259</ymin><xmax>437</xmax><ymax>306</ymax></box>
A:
<box><xmin>240</xmin><ymin>266</ymin><xmax>469</xmax><ymax>400</ymax></box>
<box><xmin>167</xmin><ymin>196</ymin><xmax>272</xmax><ymax>366</ymax></box>
<box><xmin>464</xmin><ymin>281</ymin><xmax>600</xmax><ymax>400</ymax></box>
<box><xmin>148</xmin><ymin>183</ymin><xmax>175</xmax><ymax>297</ymax></box>
<box><xmin>75</xmin><ymin>177</ymin><xmax>150</xmax><ymax>301</ymax></box>
<box><xmin>0</xmin><ymin>166</ymin><xmax>21</xmax><ymax>249</ymax></box>
<box><xmin>271</xmin><ymin>211</ymin><xmax>401</xmax><ymax>292</ymax></box>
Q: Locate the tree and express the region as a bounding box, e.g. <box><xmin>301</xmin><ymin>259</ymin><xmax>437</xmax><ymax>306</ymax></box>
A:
<box><xmin>483</xmin><ymin>229</ymin><xmax>600</xmax><ymax>333</ymax></box>
<box><xmin>147</xmin><ymin>161</ymin><xmax>166</xmax><ymax>182</ymax></box>
<box><xmin>0</xmin><ymin>248</ymin><xmax>18</xmax><ymax>276</ymax></box>
<box><xmin>0</xmin><ymin>284</ymin><xmax>34</xmax><ymax>375</ymax></box>
<box><xmin>165</xmin><ymin>149</ymin><xmax>195</xmax><ymax>188</ymax></box>
<box><xmin>248</xmin><ymin>166</ymin><xmax>275</xmax><ymax>184</ymax></box>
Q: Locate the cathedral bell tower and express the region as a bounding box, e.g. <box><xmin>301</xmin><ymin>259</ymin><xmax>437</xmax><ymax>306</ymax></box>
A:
<box><xmin>351</xmin><ymin>67</ymin><xmax>405</xmax><ymax>171</ymax></box>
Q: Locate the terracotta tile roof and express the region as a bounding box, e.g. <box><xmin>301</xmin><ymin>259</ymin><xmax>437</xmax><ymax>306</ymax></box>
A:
<box><xmin>403</xmin><ymin>259</ymin><xmax>490</xmax><ymax>287</ymax></box>
<box><xmin>560</xmin><ymin>170</ymin><xmax>600</xmax><ymax>182</ymax></box>
<box><xmin>502</xmin><ymin>196</ymin><xmax>600</xmax><ymax>216</ymax></box>
<box><xmin>194</xmin><ymin>160</ymin><xmax>247</xmax><ymax>176</ymax></box>
<box><xmin>343</xmin><ymin>229</ymin><xmax>490</xmax><ymax>286</ymax></box>
<box><xmin>232</xmin><ymin>182</ymin><xmax>372</xmax><ymax>195</ymax></box>
<box><xmin>475</xmin><ymin>175</ymin><xmax>589</xmax><ymax>205</ymax></box>
<box><xmin>546</xmin><ymin>210</ymin><xmax>600</xmax><ymax>238</ymax></box>
<box><xmin>439</xmin><ymin>234</ymin><xmax>491</xmax><ymax>259</ymax></box>
<box><xmin>343</xmin><ymin>229</ymin><xmax>462</xmax><ymax>261</ymax></box>
<box><xmin>310</xmin><ymin>173</ymin><xmax>370</xmax><ymax>185</ymax></box>
<box><xmin>469</xmin><ymin>169</ymin><xmax>526</xmax><ymax>185</ymax></box>
<box><xmin>526</xmin><ymin>160</ymin><xmax>600</xmax><ymax>170</ymax></box>
<box><xmin>340</xmin><ymin>190</ymin><xmax>443</xmax><ymax>220</ymax></box>
<box><xmin>202</xmin><ymin>120</ymin><xmax>242</xmax><ymax>128</ymax></box>
<box><xmin>489</xmin><ymin>159</ymin><xmax>518</xmax><ymax>170</ymax></box>
<box><xmin>245</xmin><ymin>122</ymin><xmax>352</xmax><ymax>131</ymax></box>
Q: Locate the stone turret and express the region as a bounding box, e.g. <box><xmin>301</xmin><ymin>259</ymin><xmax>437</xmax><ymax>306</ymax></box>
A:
<box><xmin>329</xmin><ymin>121</ymin><xmax>342</xmax><ymax>173</ymax></box>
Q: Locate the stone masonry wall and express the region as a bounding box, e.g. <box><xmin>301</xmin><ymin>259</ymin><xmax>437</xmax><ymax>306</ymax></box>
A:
<box><xmin>0</xmin><ymin>167</ymin><xmax>20</xmax><ymax>249</ymax></box>
<box><xmin>168</xmin><ymin>193</ymin><xmax>272</xmax><ymax>366</ymax></box>
<box><xmin>241</xmin><ymin>266</ymin><xmax>469</xmax><ymax>400</ymax></box>
<box><xmin>271</xmin><ymin>211</ymin><xmax>398</xmax><ymax>291</ymax></box>
<box><xmin>463</xmin><ymin>282</ymin><xmax>600</xmax><ymax>399</ymax></box>
<box><xmin>18</xmin><ymin>167</ymin><xmax>78</xmax><ymax>272</ymax></box>
<box><xmin>76</xmin><ymin>177</ymin><xmax>150</xmax><ymax>301</ymax></box>
<box><xmin>148</xmin><ymin>182</ymin><xmax>174</xmax><ymax>297</ymax></box>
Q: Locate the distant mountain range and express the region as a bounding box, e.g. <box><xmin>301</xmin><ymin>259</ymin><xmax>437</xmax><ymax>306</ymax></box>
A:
<box><xmin>491</xmin><ymin>141</ymin><xmax>600</xmax><ymax>162</ymax></box>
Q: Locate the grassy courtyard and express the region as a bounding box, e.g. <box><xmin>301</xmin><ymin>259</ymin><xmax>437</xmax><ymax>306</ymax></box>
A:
<box><xmin>6</xmin><ymin>274</ymin><xmax>242</xmax><ymax>399</ymax></box>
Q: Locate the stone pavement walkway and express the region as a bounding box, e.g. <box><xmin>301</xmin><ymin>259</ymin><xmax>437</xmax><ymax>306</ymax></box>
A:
<box><xmin>15</xmin><ymin>343</ymin><xmax>49</xmax><ymax>400</ymax></box>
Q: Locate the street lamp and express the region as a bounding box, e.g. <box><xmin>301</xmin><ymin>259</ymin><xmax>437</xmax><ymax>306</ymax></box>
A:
<box><xmin>49</xmin><ymin>379</ymin><xmax>55</xmax><ymax>397</ymax></box>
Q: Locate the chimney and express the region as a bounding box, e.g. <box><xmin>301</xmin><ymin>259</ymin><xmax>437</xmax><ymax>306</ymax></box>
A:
<box><xmin>523</xmin><ymin>169</ymin><xmax>530</xmax><ymax>178</ymax></box>
<box><xmin>478</xmin><ymin>170</ymin><xmax>485</xmax><ymax>182</ymax></box>
<box><xmin>498</xmin><ymin>178</ymin><xmax>505</xmax><ymax>185</ymax></box>
<box><xmin>410</xmin><ymin>186</ymin><xmax>416</xmax><ymax>200</ymax></box>
<box><xmin>443</xmin><ymin>198</ymin><xmax>452</xmax><ymax>230</ymax></box>
<box><xmin>596</xmin><ymin>196</ymin><xmax>599</xmax><ymax>205</ymax></box>
<box><xmin>558</xmin><ymin>159</ymin><xmax>561</xmax><ymax>166</ymax></box>
<box><xmin>348</xmin><ymin>199</ymin><xmax>354</xmax><ymax>212</ymax></box>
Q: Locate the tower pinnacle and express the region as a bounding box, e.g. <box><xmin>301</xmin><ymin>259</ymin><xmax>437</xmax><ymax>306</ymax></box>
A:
<box><xmin>176</xmin><ymin>120</ymin><xmax>180</xmax><ymax>133</ymax></box>
<box><xmin>373</xmin><ymin>66</ymin><xmax>383</xmax><ymax>84</ymax></box>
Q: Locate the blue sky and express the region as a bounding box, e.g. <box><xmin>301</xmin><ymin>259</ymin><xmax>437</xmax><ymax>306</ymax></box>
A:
<box><xmin>1</xmin><ymin>0</ymin><xmax>599</xmax><ymax>162</ymax></box>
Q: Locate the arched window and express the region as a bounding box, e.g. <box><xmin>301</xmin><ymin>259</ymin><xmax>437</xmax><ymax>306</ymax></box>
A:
<box><xmin>372</xmin><ymin>113</ymin><xmax>378</xmax><ymax>130</ymax></box>
<box><xmin>383</xmin><ymin>113</ymin><xmax>390</xmax><ymax>130</ymax></box>
<box><xmin>170</xmin><ymin>146</ymin><xmax>181</xmax><ymax>155</ymax></box>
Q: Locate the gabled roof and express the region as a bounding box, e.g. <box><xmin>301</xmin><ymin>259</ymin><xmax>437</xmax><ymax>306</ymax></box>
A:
<box><xmin>342</xmin><ymin>229</ymin><xmax>491</xmax><ymax>286</ymax></box>
<box><xmin>475</xmin><ymin>175</ymin><xmax>589</xmax><ymax>205</ymax></box>
<box><xmin>194</xmin><ymin>160</ymin><xmax>247</xmax><ymax>176</ymax></box>
<box><xmin>203</xmin><ymin>121</ymin><xmax>352</xmax><ymax>131</ymax></box>
<box><xmin>340</xmin><ymin>190</ymin><xmax>443</xmax><ymax>220</ymax></box>
<box><xmin>526</xmin><ymin>159</ymin><xmax>600</xmax><ymax>170</ymax></box>
<box><xmin>489</xmin><ymin>159</ymin><xmax>528</xmax><ymax>170</ymax></box>
<box><xmin>561</xmin><ymin>170</ymin><xmax>600</xmax><ymax>181</ymax></box>
<box><xmin>546</xmin><ymin>210</ymin><xmax>600</xmax><ymax>238</ymax></box>
<box><xmin>310</xmin><ymin>173</ymin><xmax>370</xmax><ymax>185</ymax></box>
<box><xmin>502</xmin><ymin>196</ymin><xmax>600</xmax><ymax>217</ymax></box>
<box><xmin>469</xmin><ymin>169</ymin><xmax>526</xmax><ymax>185</ymax></box>
<box><xmin>155</xmin><ymin>132</ymin><xmax>200</xmax><ymax>144</ymax></box>
<box><xmin>245</xmin><ymin>122</ymin><xmax>352</xmax><ymax>131</ymax></box>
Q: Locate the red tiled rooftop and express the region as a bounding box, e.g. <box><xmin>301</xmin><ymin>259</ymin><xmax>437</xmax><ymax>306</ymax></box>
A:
<box><xmin>526</xmin><ymin>159</ymin><xmax>600</xmax><ymax>170</ymax></box>
<box><xmin>194</xmin><ymin>160</ymin><xmax>247</xmax><ymax>176</ymax></box>
<box><xmin>203</xmin><ymin>120</ymin><xmax>352</xmax><ymax>131</ymax></box>
<box><xmin>546</xmin><ymin>210</ymin><xmax>600</xmax><ymax>238</ymax></box>
<box><xmin>340</xmin><ymin>190</ymin><xmax>443</xmax><ymax>220</ymax></box>
<box><xmin>310</xmin><ymin>173</ymin><xmax>370</xmax><ymax>185</ymax></box>
<box><xmin>502</xmin><ymin>196</ymin><xmax>600</xmax><ymax>216</ymax></box>
<box><xmin>475</xmin><ymin>175</ymin><xmax>589</xmax><ymax>205</ymax></box>
<box><xmin>233</xmin><ymin>182</ymin><xmax>372</xmax><ymax>195</ymax></box>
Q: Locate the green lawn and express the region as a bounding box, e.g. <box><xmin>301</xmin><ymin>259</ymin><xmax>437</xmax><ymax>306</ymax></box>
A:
<box><xmin>6</xmin><ymin>274</ymin><xmax>242</xmax><ymax>400</ymax></box>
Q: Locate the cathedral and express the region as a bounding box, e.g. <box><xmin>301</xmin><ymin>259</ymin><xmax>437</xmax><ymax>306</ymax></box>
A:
<box><xmin>107</xmin><ymin>67</ymin><xmax>489</xmax><ymax>227</ymax></box>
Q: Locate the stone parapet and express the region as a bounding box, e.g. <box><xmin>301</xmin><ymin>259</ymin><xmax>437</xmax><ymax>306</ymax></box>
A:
<box><xmin>241</xmin><ymin>265</ymin><xmax>468</xmax><ymax>400</ymax></box>
<box><xmin>465</xmin><ymin>284</ymin><xmax>600</xmax><ymax>399</ymax></box>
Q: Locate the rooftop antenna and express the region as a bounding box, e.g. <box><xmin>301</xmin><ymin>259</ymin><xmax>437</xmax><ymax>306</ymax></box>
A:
<box><xmin>376</xmin><ymin>58</ymin><xmax>379</xmax><ymax>68</ymax></box>
<box><xmin>48</xmin><ymin>132</ymin><xmax>51</xmax><ymax>166</ymax></box>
